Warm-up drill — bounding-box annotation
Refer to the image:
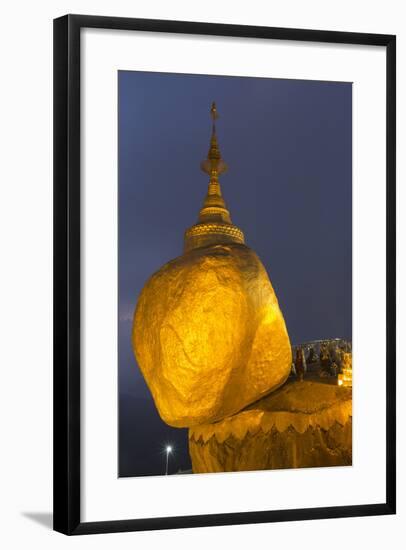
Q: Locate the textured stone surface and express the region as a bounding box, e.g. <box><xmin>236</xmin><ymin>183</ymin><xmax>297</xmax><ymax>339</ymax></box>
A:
<box><xmin>189</xmin><ymin>380</ymin><xmax>352</xmax><ymax>472</ymax></box>
<box><xmin>133</xmin><ymin>243</ymin><xmax>291</xmax><ymax>427</ymax></box>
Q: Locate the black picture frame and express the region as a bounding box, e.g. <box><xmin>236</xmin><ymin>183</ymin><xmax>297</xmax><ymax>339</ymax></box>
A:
<box><xmin>53</xmin><ymin>14</ymin><xmax>396</xmax><ymax>535</ymax></box>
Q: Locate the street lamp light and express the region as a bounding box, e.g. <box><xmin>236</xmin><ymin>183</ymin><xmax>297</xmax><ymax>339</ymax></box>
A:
<box><xmin>165</xmin><ymin>445</ymin><xmax>172</xmax><ymax>475</ymax></box>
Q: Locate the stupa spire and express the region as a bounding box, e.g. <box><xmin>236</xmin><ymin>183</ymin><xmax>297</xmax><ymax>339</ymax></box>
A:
<box><xmin>184</xmin><ymin>102</ymin><xmax>245</xmax><ymax>252</ymax></box>
<box><xmin>198</xmin><ymin>102</ymin><xmax>230</xmax><ymax>224</ymax></box>
<box><xmin>200</xmin><ymin>102</ymin><xmax>227</xmax><ymax>177</ymax></box>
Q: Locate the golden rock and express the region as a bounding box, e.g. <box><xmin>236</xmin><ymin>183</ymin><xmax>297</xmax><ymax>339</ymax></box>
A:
<box><xmin>132</xmin><ymin>102</ymin><xmax>291</xmax><ymax>427</ymax></box>
<box><xmin>133</xmin><ymin>243</ymin><xmax>292</xmax><ymax>427</ymax></box>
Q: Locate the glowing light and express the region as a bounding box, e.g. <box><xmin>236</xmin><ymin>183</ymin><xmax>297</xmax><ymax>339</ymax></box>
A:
<box><xmin>337</xmin><ymin>353</ymin><xmax>352</xmax><ymax>387</ymax></box>
<box><xmin>165</xmin><ymin>444</ymin><xmax>173</xmax><ymax>475</ymax></box>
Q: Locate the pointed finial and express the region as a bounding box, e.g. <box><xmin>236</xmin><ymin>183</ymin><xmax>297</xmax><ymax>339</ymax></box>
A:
<box><xmin>210</xmin><ymin>101</ymin><xmax>219</xmax><ymax>121</ymax></box>
<box><xmin>201</xmin><ymin>101</ymin><xmax>227</xmax><ymax>175</ymax></box>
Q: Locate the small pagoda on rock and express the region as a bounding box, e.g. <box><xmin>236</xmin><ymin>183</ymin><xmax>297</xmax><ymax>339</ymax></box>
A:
<box><xmin>338</xmin><ymin>352</ymin><xmax>352</xmax><ymax>387</ymax></box>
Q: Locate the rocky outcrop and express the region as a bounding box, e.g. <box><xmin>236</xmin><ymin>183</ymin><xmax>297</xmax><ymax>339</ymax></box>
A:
<box><xmin>133</xmin><ymin>243</ymin><xmax>291</xmax><ymax>427</ymax></box>
<box><xmin>189</xmin><ymin>380</ymin><xmax>352</xmax><ymax>472</ymax></box>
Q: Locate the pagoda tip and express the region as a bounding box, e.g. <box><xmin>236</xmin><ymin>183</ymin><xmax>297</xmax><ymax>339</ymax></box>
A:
<box><xmin>210</xmin><ymin>101</ymin><xmax>219</xmax><ymax>120</ymax></box>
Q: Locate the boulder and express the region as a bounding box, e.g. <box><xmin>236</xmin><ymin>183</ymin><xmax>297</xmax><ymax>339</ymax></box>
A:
<box><xmin>133</xmin><ymin>243</ymin><xmax>291</xmax><ymax>427</ymax></box>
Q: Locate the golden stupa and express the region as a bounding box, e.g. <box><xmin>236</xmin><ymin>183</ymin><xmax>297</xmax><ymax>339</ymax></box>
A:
<box><xmin>133</xmin><ymin>103</ymin><xmax>292</xmax><ymax>428</ymax></box>
<box><xmin>184</xmin><ymin>102</ymin><xmax>245</xmax><ymax>252</ymax></box>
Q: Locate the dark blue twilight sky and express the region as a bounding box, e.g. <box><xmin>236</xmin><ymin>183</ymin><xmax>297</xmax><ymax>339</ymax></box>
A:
<box><xmin>118</xmin><ymin>71</ymin><xmax>352</xmax><ymax>477</ymax></box>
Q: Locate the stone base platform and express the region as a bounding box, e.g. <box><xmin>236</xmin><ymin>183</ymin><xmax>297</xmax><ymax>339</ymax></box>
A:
<box><xmin>189</xmin><ymin>380</ymin><xmax>352</xmax><ymax>473</ymax></box>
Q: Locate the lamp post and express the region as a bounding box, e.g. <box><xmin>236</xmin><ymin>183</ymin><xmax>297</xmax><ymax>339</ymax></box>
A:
<box><xmin>165</xmin><ymin>445</ymin><xmax>172</xmax><ymax>475</ymax></box>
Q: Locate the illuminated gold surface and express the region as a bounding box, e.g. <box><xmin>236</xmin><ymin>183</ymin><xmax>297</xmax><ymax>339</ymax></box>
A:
<box><xmin>189</xmin><ymin>380</ymin><xmax>352</xmax><ymax>472</ymax></box>
<box><xmin>132</xmin><ymin>102</ymin><xmax>291</xmax><ymax>428</ymax></box>
<box><xmin>133</xmin><ymin>243</ymin><xmax>292</xmax><ymax>427</ymax></box>
<box><xmin>339</xmin><ymin>352</ymin><xmax>352</xmax><ymax>387</ymax></box>
<box><xmin>184</xmin><ymin>102</ymin><xmax>244</xmax><ymax>252</ymax></box>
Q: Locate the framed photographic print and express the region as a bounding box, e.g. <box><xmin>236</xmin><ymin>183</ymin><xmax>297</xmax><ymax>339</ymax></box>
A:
<box><xmin>53</xmin><ymin>14</ymin><xmax>396</xmax><ymax>535</ymax></box>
